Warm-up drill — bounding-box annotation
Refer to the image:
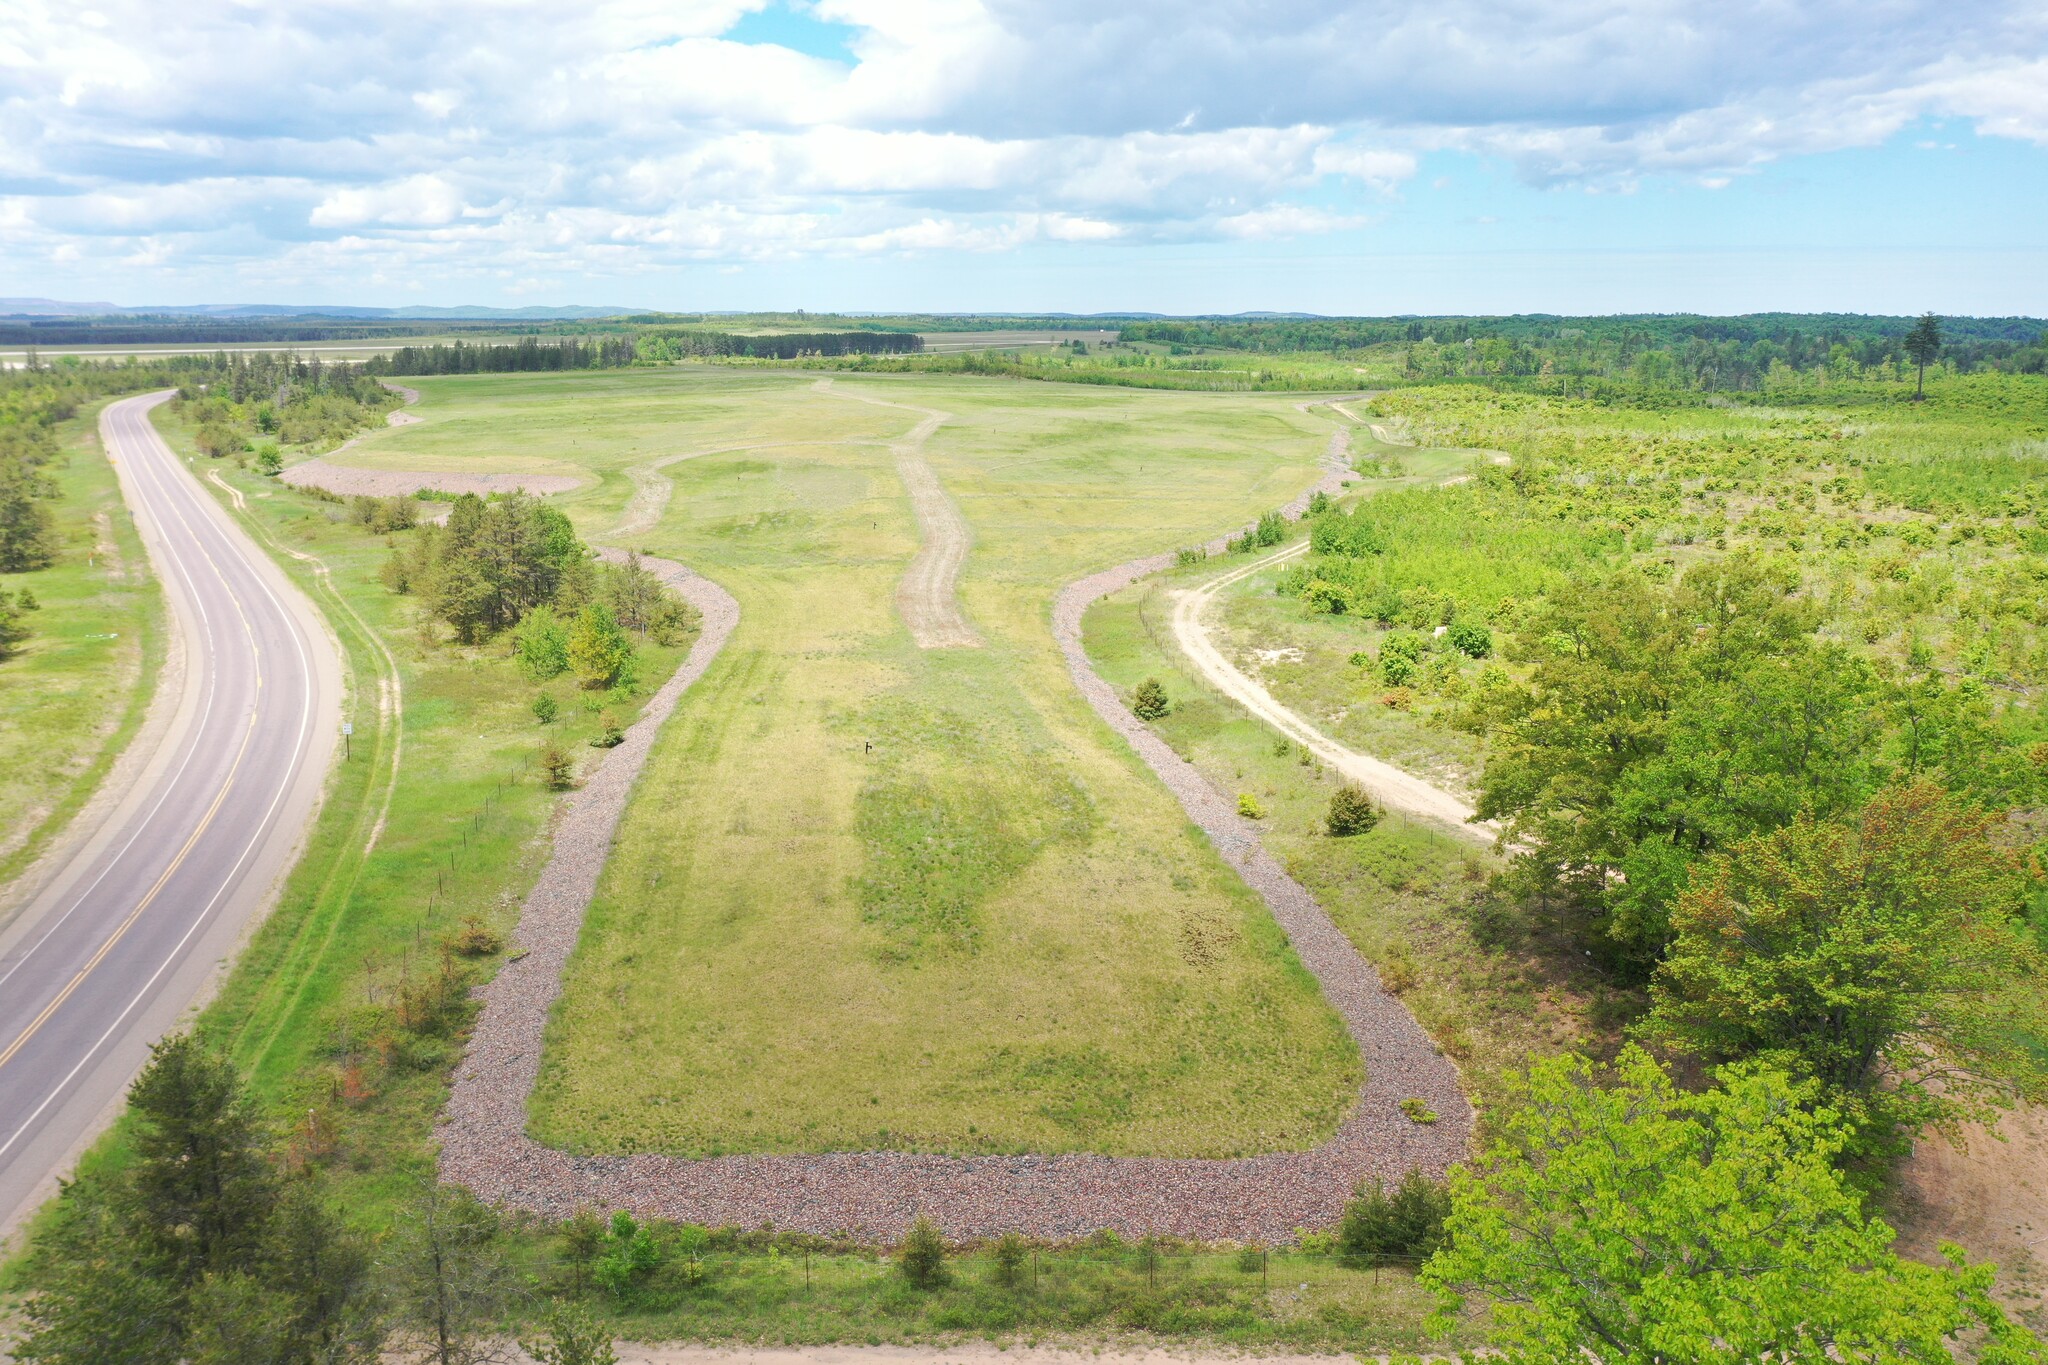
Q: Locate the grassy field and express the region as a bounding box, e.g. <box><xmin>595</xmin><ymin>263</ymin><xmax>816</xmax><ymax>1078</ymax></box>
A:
<box><xmin>0</xmin><ymin>401</ymin><xmax>164</xmax><ymax>893</ymax></box>
<box><xmin>316</xmin><ymin>367</ymin><xmax>1364</xmax><ymax>1158</ymax></box>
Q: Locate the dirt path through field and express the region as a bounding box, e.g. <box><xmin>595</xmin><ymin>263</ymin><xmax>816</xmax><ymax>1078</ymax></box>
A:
<box><xmin>1169</xmin><ymin>546</ymin><xmax>1487</xmax><ymax>839</ymax></box>
<box><xmin>813</xmin><ymin>378</ymin><xmax>981</xmax><ymax>648</ymax></box>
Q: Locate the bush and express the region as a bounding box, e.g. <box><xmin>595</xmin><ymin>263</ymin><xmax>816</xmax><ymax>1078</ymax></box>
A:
<box><xmin>1447</xmin><ymin>620</ymin><xmax>1493</xmax><ymax>658</ymax></box>
<box><xmin>1237</xmin><ymin>793</ymin><xmax>1265</xmax><ymax>820</ymax></box>
<box><xmin>521</xmin><ymin>1303</ymin><xmax>618</xmax><ymax>1365</ymax></box>
<box><xmin>515</xmin><ymin>607</ymin><xmax>572</xmax><ymax>682</ymax></box>
<box><xmin>1338</xmin><ymin>1170</ymin><xmax>1451</xmax><ymax>1267</ymax></box>
<box><xmin>589</xmin><ymin>710</ymin><xmax>625</xmax><ymax>748</ymax></box>
<box><xmin>1326</xmin><ymin>785</ymin><xmax>1380</xmax><ymax>836</ymax></box>
<box><xmin>1236</xmin><ymin>1242</ymin><xmax>1267</xmax><ymax>1273</ymax></box>
<box><xmin>1132</xmin><ymin>677</ymin><xmax>1169</xmax><ymax>720</ymax></box>
<box><xmin>443</xmin><ymin>916</ymin><xmax>502</xmax><ymax>957</ymax></box>
<box><xmin>255</xmin><ymin>446</ymin><xmax>284</xmax><ymax>476</ymax></box>
<box><xmin>992</xmin><ymin>1232</ymin><xmax>1030</xmax><ymax>1287</ymax></box>
<box><xmin>569</xmin><ymin>602</ymin><xmax>637</xmax><ymax>690</ymax></box>
<box><xmin>593</xmin><ymin>1211</ymin><xmax>662</xmax><ymax>1300</ymax></box>
<box><xmin>532</xmin><ymin>692</ymin><xmax>558</xmax><ymax>725</ymax></box>
<box><xmin>0</xmin><ymin>587</ymin><xmax>33</xmax><ymax>661</ymax></box>
<box><xmin>898</xmin><ymin>1214</ymin><xmax>948</xmax><ymax>1288</ymax></box>
<box><xmin>540</xmin><ymin>742</ymin><xmax>575</xmax><ymax>790</ymax></box>
<box><xmin>1301</xmin><ymin>578</ymin><xmax>1349</xmax><ymax>614</ymax></box>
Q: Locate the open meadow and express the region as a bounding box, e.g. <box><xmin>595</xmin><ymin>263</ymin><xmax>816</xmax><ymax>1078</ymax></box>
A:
<box><xmin>315</xmin><ymin>367</ymin><xmax>1364</xmax><ymax>1158</ymax></box>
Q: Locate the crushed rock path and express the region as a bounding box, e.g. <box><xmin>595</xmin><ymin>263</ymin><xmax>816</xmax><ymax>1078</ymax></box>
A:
<box><xmin>438</xmin><ymin>406</ymin><xmax>1469</xmax><ymax>1240</ymax></box>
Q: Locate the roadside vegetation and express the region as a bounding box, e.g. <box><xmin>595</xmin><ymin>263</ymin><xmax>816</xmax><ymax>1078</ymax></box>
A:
<box><xmin>0</xmin><ymin>370</ymin><xmax>166</xmax><ymax>892</ymax></box>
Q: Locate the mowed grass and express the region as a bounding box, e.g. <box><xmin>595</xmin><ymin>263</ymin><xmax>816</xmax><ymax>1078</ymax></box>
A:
<box><xmin>0</xmin><ymin>402</ymin><xmax>164</xmax><ymax>890</ymax></box>
<box><xmin>370</xmin><ymin>367</ymin><xmax>1372</xmax><ymax>1158</ymax></box>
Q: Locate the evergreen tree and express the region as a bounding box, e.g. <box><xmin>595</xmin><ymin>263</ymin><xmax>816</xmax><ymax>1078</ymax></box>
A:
<box><xmin>1904</xmin><ymin>312</ymin><xmax>1942</xmax><ymax>399</ymax></box>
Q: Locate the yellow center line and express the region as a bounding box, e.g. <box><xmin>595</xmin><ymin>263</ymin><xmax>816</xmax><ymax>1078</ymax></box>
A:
<box><xmin>0</xmin><ymin>410</ymin><xmax>270</xmax><ymax>1077</ymax></box>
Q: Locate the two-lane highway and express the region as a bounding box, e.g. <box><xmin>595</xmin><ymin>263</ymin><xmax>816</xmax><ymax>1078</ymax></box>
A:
<box><xmin>0</xmin><ymin>391</ymin><xmax>339</xmax><ymax>1239</ymax></box>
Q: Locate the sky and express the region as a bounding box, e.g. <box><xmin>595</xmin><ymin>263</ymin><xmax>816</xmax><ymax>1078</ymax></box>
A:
<box><xmin>3</xmin><ymin>0</ymin><xmax>2046</xmax><ymax>316</ymax></box>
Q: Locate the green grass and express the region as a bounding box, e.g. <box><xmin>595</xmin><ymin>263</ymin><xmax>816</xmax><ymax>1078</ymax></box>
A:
<box><xmin>380</xmin><ymin>367</ymin><xmax>1372</xmax><ymax>1158</ymax></box>
<box><xmin>0</xmin><ymin>401</ymin><xmax>164</xmax><ymax>893</ymax></box>
<box><xmin>1082</xmin><ymin>567</ymin><xmax>1611</xmax><ymax>1122</ymax></box>
<box><xmin>547</xmin><ymin>1241</ymin><xmax>1471</xmax><ymax>1353</ymax></box>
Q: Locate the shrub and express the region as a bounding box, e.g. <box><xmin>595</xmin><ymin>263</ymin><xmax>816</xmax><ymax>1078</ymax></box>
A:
<box><xmin>1401</xmin><ymin>1097</ymin><xmax>1439</xmax><ymax>1124</ymax></box>
<box><xmin>1307</xmin><ymin>490</ymin><xmax>1331</xmax><ymax>515</ymax></box>
<box><xmin>992</xmin><ymin>1232</ymin><xmax>1030</xmax><ymax>1287</ymax></box>
<box><xmin>1447</xmin><ymin>620</ymin><xmax>1493</xmax><ymax>658</ymax></box>
<box><xmin>593</xmin><ymin>1211</ymin><xmax>662</xmax><ymax>1300</ymax></box>
<box><xmin>1380</xmin><ymin>687</ymin><xmax>1415</xmax><ymax>710</ymax></box>
<box><xmin>1338</xmin><ymin>1170</ymin><xmax>1451</xmax><ymax>1267</ymax></box>
<box><xmin>569</xmin><ymin>602</ymin><xmax>637</xmax><ymax>690</ymax></box>
<box><xmin>515</xmin><ymin>607</ymin><xmax>572</xmax><ymax>682</ymax></box>
<box><xmin>1236</xmin><ymin>1242</ymin><xmax>1267</xmax><ymax>1273</ymax></box>
<box><xmin>521</xmin><ymin>1304</ymin><xmax>618</xmax><ymax>1365</ymax></box>
<box><xmin>443</xmin><ymin>916</ymin><xmax>502</xmax><ymax>957</ymax></box>
<box><xmin>898</xmin><ymin>1214</ymin><xmax>948</xmax><ymax>1288</ymax></box>
<box><xmin>1326</xmin><ymin>785</ymin><xmax>1380</xmax><ymax>836</ymax></box>
<box><xmin>1131</xmin><ymin>677</ymin><xmax>1169</xmax><ymax>720</ymax></box>
<box><xmin>0</xmin><ymin>588</ymin><xmax>32</xmax><ymax>661</ymax></box>
<box><xmin>1301</xmin><ymin>578</ymin><xmax>1349</xmax><ymax>614</ymax></box>
<box><xmin>1175</xmin><ymin>545</ymin><xmax>1208</xmax><ymax>566</ymax></box>
<box><xmin>532</xmin><ymin>692</ymin><xmax>558</xmax><ymax>725</ymax></box>
<box><xmin>255</xmin><ymin>446</ymin><xmax>284</xmax><ymax>476</ymax></box>
<box><xmin>540</xmin><ymin>742</ymin><xmax>575</xmax><ymax>791</ymax></box>
<box><xmin>589</xmin><ymin>710</ymin><xmax>625</xmax><ymax>748</ymax></box>
<box><xmin>1237</xmin><ymin>793</ymin><xmax>1265</xmax><ymax>819</ymax></box>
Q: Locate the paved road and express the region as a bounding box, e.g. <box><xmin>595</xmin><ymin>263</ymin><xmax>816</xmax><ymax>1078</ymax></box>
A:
<box><xmin>0</xmin><ymin>391</ymin><xmax>339</xmax><ymax>1240</ymax></box>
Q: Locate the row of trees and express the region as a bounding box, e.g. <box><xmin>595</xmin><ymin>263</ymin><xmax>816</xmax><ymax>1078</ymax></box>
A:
<box><xmin>631</xmin><ymin>329</ymin><xmax>923</xmax><ymax>362</ymax></box>
<box><xmin>1122</xmin><ymin>312</ymin><xmax>2045</xmax><ymax>382</ymax></box>
<box><xmin>368</xmin><ymin>337</ymin><xmax>639</xmax><ymax>376</ymax></box>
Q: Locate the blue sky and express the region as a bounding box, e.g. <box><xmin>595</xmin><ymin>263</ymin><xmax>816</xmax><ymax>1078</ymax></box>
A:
<box><xmin>3</xmin><ymin>0</ymin><xmax>2045</xmax><ymax>315</ymax></box>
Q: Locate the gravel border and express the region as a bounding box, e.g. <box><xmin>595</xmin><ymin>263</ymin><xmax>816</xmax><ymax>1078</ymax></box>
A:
<box><xmin>438</xmin><ymin>420</ymin><xmax>1471</xmax><ymax>1240</ymax></box>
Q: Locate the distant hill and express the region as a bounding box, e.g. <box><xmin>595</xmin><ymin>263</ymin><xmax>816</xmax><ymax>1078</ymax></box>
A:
<box><xmin>0</xmin><ymin>300</ymin><xmax>633</xmax><ymax>321</ymax></box>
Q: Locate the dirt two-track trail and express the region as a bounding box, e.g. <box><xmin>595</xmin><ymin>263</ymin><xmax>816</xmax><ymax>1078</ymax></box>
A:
<box><xmin>0</xmin><ymin>392</ymin><xmax>341</xmax><ymax>1243</ymax></box>
<box><xmin>812</xmin><ymin>378</ymin><xmax>982</xmax><ymax>648</ymax></box>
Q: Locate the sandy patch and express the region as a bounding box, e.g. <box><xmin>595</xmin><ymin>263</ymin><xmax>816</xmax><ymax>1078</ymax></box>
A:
<box><xmin>1893</xmin><ymin>1105</ymin><xmax>2048</xmax><ymax>1319</ymax></box>
<box><xmin>279</xmin><ymin>459</ymin><xmax>583</xmax><ymax>499</ymax></box>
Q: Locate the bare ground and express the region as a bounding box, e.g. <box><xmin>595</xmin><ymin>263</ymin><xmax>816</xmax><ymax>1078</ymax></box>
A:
<box><xmin>1893</xmin><ymin>1106</ymin><xmax>2048</xmax><ymax>1322</ymax></box>
<box><xmin>279</xmin><ymin>460</ymin><xmax>584</xmax><ymax>499</ymax></box>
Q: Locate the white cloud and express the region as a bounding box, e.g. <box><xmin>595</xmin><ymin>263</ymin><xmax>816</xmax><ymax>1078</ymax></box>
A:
<box><xmin>1</xmin><ymin>0</ymin><xmax>2044</xmax><ymax>291</ymax></box>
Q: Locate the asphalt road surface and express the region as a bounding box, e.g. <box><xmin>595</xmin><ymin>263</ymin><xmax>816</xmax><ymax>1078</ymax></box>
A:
<box><xmin>0</xmin><ymin>391</ymin><xmax>339</xmax><ymax>1240</ymax></box>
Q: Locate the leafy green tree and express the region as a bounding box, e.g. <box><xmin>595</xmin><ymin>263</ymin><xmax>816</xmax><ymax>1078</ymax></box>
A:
<box><xmin>532</xmin><ymin>692</ymin><xmax>559</xmax><ymax>725</ymax></box>
<box><xmin>1905</xmin><ymin>313</ymin><xmax>1942</xmax><ymax>399</ymax></box>
<box><xmin>1131</xmin><ymin>677</ymin><xmax>1169</xmax><ymax>720</ymax></box>
<box><xmin>1422</xmin><ymin>1047</ymin><xmax>2042</xmax><ymax>1363</ymax></box>
<box><xmin>568</xmin><ymin>602</ymin><xmax>636</xmax><ymax>691</ymax></box>
<box><xmin>592</xmin><ymin>1211</ymin><xmax>662</xmax><ymax>1300</ymax></box>
<box><xmin>514</xmin><ymin>606</ymin><xmax>571</xmax><ymax>681</ymax></box>
<box><xmin>1641</xmin><ymin>781</ymin><xmax>2048</xmax><ymax>1144</ymax></box>
<box><xmin>898</xmin><ymin>1214</ymin><xmax>948</xmax><ymax>1288</ymax></box>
